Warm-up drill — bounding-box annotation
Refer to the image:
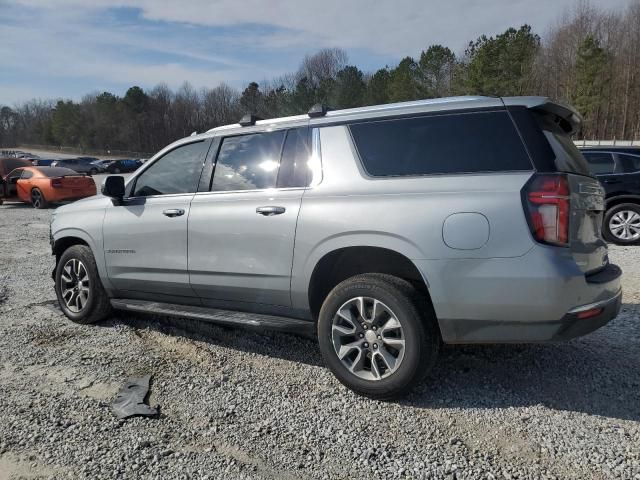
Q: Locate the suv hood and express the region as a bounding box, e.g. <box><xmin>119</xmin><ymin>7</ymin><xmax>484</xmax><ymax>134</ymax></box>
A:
<box><xmin>54</xmin><ymin>194</ymin><xmax>111</xmax><ymax>215</ymax></box>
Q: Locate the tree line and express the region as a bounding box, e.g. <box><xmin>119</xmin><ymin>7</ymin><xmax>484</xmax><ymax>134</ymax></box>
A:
<box><xmin>1</xmin><ymin>0</ymin><xmax>639</xmax><ymax>155</ymax></box>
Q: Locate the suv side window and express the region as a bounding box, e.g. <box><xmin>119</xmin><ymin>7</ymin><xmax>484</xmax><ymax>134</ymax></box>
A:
<box><xmin>211</xmin><ymin>130</ymin><xmax>286</xmax><ymax>192</ymax></box>
<box><xmin>582</xmin><ymin>152</ymin><xmax>616</xmax><ymax>175</ymax></box>
<box><xmin>349</xmin><ymin>111</ymin><xmax>532</xmax><ymax>176</ymax></box>
<box><xmin>277</xmin><ymin>128</ymin><xmax>311</xmax><ymax>188</ymax></box>
<box><xmin>133</xmin><ymin>140</ymin><xmax>209</xmax><ymax>197</ymax></box>
<box><xmin>617</xmin><ymin>153</ymin><xmax>640</xmax><ymax>173</ymax></box>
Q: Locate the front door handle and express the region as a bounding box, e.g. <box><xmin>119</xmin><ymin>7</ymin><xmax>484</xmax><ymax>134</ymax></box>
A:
<box><xmin>256</xmin><ymin>206</ymin><xmax>286</xmax><ymax>216</ymax></box>
<box><xmin>163</xmin><ymin>208</ymin><xmax>185</xmax><ymax>217</ymax></box>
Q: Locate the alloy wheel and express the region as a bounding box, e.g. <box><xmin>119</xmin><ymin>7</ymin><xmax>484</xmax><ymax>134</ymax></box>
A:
<box><xmin>331</xmin><ymin>296</ymin><xmax>406</xmax><ymax>381</ymax></box>
<box><xmin>31</xmin><ymin>189</ymin><xmax>42</xmax><ymax>208</ymax></box>
<box><xmin>609</xmin><ymin>210</ymin><xmax>640</xmax><ymax>241</ymax></box>
<box><xmin>60</xmin><ymin>259</ymin><xmax>91</xmax><ymax>313</ymax></box>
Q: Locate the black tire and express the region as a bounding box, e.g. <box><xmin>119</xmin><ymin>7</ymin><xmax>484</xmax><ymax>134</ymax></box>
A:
<box><xmin>603</xmin><ymin>203</ymin><xmax>640</xmax><ymax>245</ymax></box>
<box><xmin>113</xmin><ymin>167</ymin><xmax>121</xmax><ymax>174</ymax></box>
<box><xmin>31</xmin><ymin>188</ymin><xmax>48</xmax><ymax>209</ymax></box>
<box><xmin>54</xmin><ymin>245</ymin><xmax>112</xmax><ymax>324</ymax></box>
<box><xmin>317</xmin><ymin>273</ymin><xmax>439</xmax><ymax>400</ymax></box>
<box><xmin>90</xmin><ymin>168</ymin><xmax>98</xmax><ymax>176</ymax></box>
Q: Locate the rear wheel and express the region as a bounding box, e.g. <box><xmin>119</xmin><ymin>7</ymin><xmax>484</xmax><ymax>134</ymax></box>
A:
<box><xmin>89</xmin><ymin>168</ymin><xmax>98</xmax><ymax>175</ymax></box>
<box><xmin>317</xmin><ymin>274</ymin><xmax>439</xmax><ymax>399</ymax></box>
<box><xmin>31</xmin><ymin>188</ymin><xmax>48</xmax><ymax>209</ymax></box>
<box><xmin>54</xmin><ymin>245</ymin><xmax>112</xmax><ymax>324</ymax></box>
<box><xmin>113</xmin><ymin>167</ymin><xmax>121</xmax><ymax>174</ymax></box>
<box><xmin>603</xmin><ymin>203</ymin><xmax>640</xmax><ymax>245</ymax></box>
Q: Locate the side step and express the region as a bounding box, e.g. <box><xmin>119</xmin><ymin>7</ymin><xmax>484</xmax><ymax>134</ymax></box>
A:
<box><xmin>110</xmin><ymin>299</ymin><xmax>314</xmax><ymax>335</ymax></box>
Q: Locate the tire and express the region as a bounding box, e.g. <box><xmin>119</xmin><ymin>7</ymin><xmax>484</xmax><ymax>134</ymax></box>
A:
<box><xmin>113</xmin><ymin>168</ymin><xmax>121</xmax><ymax>174</ymax></box>
<box><xmin>54</xmin><ymin>245</ymin><xmax>112</xmax><ymax>324</ymax></box>
<box><xmin>317</xmin><ymin>273</ymin><xmax>439</xmax><ymax>400</ymax></box>
<box><xmin>31</xmin><ymin>188</ymin><xmax>48</xmax><ymax>209</ymax></box>
<box><xmin>603</xmin><ymin>203</ymin><xmax>640</xmax><ymax>245</ymax></box>
<box><xmin>90</xmin><ymin>168</ymin><xmax>98</xmax><ymax>176</ymax></box>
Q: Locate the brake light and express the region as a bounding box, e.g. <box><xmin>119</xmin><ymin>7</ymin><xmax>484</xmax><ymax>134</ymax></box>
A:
<box><xmin>50</xmin><ymin>178</ymin><xmax>63</xmax><ymax>188</ymax></box>
<box><xmin>523</xmin><ymin>174</ymin><xmax>570</xmax><ymax>246</ymax></box>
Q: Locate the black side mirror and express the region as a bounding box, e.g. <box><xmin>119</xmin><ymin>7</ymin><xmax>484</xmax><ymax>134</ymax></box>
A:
<box><xmin>101</xmin><ymin>175</ymin><xmax>125</xmax><ymax>202</ymax></box>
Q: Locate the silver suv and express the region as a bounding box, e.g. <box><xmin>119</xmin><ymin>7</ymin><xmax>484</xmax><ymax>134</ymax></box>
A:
<box><xmin>51</xmin><ymin>96</ymin><xmax>622</xmax><ymax>398</ymax></box>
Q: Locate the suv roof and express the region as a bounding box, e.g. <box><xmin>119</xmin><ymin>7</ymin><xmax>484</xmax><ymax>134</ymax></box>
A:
<box><xmin>206</xmin><ymin>96</ymin><xmax>582</xmax><ymax>136</ymax></box>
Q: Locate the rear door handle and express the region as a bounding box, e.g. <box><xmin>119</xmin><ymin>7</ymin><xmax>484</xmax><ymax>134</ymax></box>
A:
<box><xmin>256</xmin><ymin>206</ymin><xmax>286</xmax><ymax>216</ymax></box>
<box><xmin>163</xmin><ymin>208</ymin><xmax>185</xmax><ymax>217</ymax></box>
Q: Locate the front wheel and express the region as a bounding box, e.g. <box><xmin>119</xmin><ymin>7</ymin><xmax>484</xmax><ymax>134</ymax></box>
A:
<box><xmin>603</xmin><ymin>203</ymin><xmax>640</xmax><ymax>245</ymax></box>
<box><xmin>54</xmin><ymin>245</ymin><xmax>112</xmax><ymax>324</ymax></box>
<box><xmin>317</xmin><ymin>274</ymin><xmax>439</xmax><ymax>399</ymax></box>
<box><xmin>90</xmin><ymin>168</ymin><xmax>98</xmax><ymax>176</ymax></box>
<box><xmin>31</xmin><ymin>188</ymin><xmax>48</xmax><ymax>209</ymax></box>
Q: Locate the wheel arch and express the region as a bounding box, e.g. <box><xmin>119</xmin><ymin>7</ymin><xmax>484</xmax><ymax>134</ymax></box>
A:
<box><xmin>305</xmin><ymin>245</ymin><xmax>433</xmax><ymax>323</ymax></box>
<box><xmin>605</xmin><ymin>195</ymin><xmax>640</xmax><ymax>209</ymax></box>
<box><xmin>51</xmin><ymin>229</ymin><xmax>112</xmax><ymax>290</ymax></box>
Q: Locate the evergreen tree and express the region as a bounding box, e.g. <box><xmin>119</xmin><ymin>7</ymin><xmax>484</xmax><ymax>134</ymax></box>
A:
<box><xmin>465</xmin><ymin>25</ymin><xmax>540</xmax><ymax>96</ymax></box>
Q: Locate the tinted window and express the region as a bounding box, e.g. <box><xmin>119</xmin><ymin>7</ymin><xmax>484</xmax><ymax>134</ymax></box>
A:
<box><xmin>133</xmin><ymin>141</ymin><xmax>208</xmax><ymax>196</ymax></box>
<box><xmin>7</xmin><ymin>168</ymin><xmax>23</xmax><ymax>180</ymax></box>
<box><xmin>277</xmin><ymin>128</ymin><xmax>311</xmax><ymax>188</ymax></box>
<box><xmin>349</xmin><ymin>111</ymin><xmax>532</xmax><ymax>176</ymax></box>
<box><xmin>532</xmin><ymin>112</ymin><xmax>591</xmax><ymax>175</ymax></box>
<box><xmin>212</xmin><ymin>131</ymin><xmax>286</xmax><ymax>191</ymax></box>
<box><xmin>617</xmin><ymin>153</ymin><xmax>640</xmax><ymax>173</ymax></box>
<box><xmin>583</xmin><ymin>152</ymin><xmax>616</xmax><ymax>174</ymax></box>
<box><xmin>21</xmin><ymin>170</ymin><xmax>33</xmax><ymax>179</ymax></box>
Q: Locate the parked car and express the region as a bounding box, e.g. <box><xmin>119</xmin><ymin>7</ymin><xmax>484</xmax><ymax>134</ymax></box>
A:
<box><xmin>104</xmin><ymin>159</ymin><xmax>143</xmax><ymax>174</ymax></box>
<box><xmin>32</xmin><ymin>158</ymin><xmax>55</xmax><ymax>167</ymax></box>
<box><xmin>50</xmin><ymin>96</ymin><xmax>621</xmax><ymax>399</ymax></box>
<box><xmin>51</xmin><ymin>157</ymin><xmax>99</xmax><ymax>175</ymax></box>
<box><xmin>88</xmin><ymin>160</ymin><xmax>110</xmax><ymax>176</ymax></box>
<box><xmin>0</xmin><ymin>166</ymin><xmax>96</xmax><ymax>208</ymax></box>
<box><xmin>580</xmin><ymin>146</ymin><xmax>640</xmax><ymax>245</ymax></box>
<box><xmin>0</xmin><ymin>157</ymin><xmax>31</xmax><ymax>177</ymax></box>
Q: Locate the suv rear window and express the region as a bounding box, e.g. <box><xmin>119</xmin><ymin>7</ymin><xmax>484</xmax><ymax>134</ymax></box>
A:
<box><xmin>524</xmin><ymin>111</ymin><xmax>592</xmax><ymax>176</ymax></box>
<box><xmin>349</xmin><ymin>111</ymin><xmax>532</xmax><ymax>177</ymax></box>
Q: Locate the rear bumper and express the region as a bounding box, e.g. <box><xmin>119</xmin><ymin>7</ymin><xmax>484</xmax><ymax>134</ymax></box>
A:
<box><xmin>415</xmin><ymin>248</ymin><xmax>623</xmax><ymax>344</ymax></box>
<box><xmin>439</xmin><ymin>287</ymin><xmax>621</xmax><ymax>343</ymax></box>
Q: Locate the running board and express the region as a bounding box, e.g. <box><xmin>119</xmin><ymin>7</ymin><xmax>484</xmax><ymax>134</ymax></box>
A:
<box><xmin>110</xmin><ymin>299</ymin><xmax>314</xmax><ymax>335</ymax></box>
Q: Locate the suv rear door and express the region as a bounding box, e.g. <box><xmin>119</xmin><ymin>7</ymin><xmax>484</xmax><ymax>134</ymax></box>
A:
<box><xmin>188</xmin><ymin>126</ymin><xmax>311</xmax><ymax>308</ymax></box>
<box><xmin>103</xmin><ymin>139</ymin><xmax>211</xmax><ymax>298</ymax></box>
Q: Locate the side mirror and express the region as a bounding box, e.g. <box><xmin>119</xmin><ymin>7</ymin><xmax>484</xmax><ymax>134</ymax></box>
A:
<box><xmin>101</xmin><ymin>175</ymin><xmax>125</xmax><ymax>201</ymax></box>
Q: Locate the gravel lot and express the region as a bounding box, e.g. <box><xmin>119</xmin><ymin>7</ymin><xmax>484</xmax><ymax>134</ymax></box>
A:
<box><xmin>0</xmin><ymin>203</ymin><xmax>639</xmax><ymax>480</ymax></box>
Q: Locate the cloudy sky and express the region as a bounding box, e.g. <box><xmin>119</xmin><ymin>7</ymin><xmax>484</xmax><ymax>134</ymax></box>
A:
<box><xmin>0</xmin><ymin>0</ymin><xmax>630</xmax><ymax>104</ymax></box>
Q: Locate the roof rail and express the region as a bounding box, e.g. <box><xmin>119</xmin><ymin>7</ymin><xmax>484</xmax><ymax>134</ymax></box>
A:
<box><xmin>308</xmin><ymin>103</ymin><xmax>330</xmax><ymax>118</ymax></box>
<box><xmin>239</xmin><ymin>114</ymin><xmax>262</xmax><ymax>127</ymax></box>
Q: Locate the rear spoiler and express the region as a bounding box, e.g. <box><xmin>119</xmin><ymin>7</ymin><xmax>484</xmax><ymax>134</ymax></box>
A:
<box><xmin>502</xmin><ymin>96</ymin><xmax>583</xmax><ymax>136</ymax></box>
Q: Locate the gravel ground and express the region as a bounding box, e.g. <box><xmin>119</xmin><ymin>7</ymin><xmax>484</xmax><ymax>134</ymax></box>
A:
<box><xmin>0</xmin><ymin>203</ymin><xmax>639</xmax><ymax>480</ymax></box>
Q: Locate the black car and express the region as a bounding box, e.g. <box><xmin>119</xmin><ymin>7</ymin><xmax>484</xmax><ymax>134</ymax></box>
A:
<box><xmin>580</xmin><ymin>146</ymin><xmax>640</xmax><ymax>245</ymax></box>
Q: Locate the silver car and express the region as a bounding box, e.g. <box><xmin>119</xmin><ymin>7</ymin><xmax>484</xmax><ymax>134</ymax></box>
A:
<box><xmin>50</xmin><ymin>96</ymin><xmax>622</xmax><ymax>398</ymax></box>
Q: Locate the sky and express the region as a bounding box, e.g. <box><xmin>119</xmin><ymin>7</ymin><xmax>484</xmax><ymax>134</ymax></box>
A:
<box><xmin>0</xmin><ymin>0</ymin><xmax>631</xmax><ymax>105</ymax></box>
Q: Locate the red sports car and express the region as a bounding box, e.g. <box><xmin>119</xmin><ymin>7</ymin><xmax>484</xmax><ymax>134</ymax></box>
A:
<box><xmin>0</xmin><ymin>165</ymin><xmax>97</xmax><ymax>208</ymax></box>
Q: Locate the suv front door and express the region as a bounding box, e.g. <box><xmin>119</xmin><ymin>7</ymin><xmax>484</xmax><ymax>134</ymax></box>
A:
<box><xmin>103</xmin><ymin>139</ymin><xmax>211</xmax><ymax>299</ymax></box>
<box><xmin>188</xmin><ymin>127</ymin><xmax>312</xmax><ymax>308</ymax></box>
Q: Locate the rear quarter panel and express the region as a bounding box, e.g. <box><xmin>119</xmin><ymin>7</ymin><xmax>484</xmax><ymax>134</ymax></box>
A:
<box><xmin>290</xmin><ymin>125</ymin><xmax>536</xmax><ymax>310</ymax></box>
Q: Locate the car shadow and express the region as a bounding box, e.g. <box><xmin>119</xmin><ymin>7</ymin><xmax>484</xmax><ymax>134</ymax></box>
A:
<box><xmin>0</xmin><ymin>202</ymin><xmax>34</xmax><ymax>209</ymax></box>
<box><xmin>104</xmin><ymin>303</ymin><xmax>640</xmax><ymax>422</ymax></box>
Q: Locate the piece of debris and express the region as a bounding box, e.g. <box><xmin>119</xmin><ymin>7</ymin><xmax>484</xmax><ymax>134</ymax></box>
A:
<box><xmin>111</xmin><ymin>375</ymin><xmax>159</xmax><ymax>419</ymax></box>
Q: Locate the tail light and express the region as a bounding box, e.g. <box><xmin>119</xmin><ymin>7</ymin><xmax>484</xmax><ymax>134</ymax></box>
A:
<box><xmin>50</xmin><ymin>178</ymin><xmax>63</xmax><ymax>188</ymax></box>
<box><xmin>523</xmin><ymin>174</ymin><xmax>570</xmax><ymax>246</ymax></box>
